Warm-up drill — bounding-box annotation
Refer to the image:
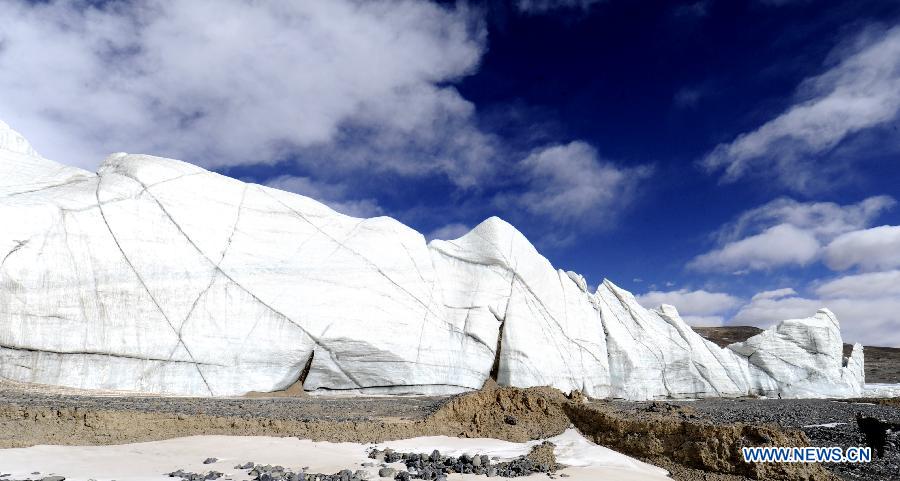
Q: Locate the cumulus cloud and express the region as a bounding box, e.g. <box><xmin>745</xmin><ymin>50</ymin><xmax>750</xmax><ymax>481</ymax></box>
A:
<box><xmin>815</xmin><ymin>270</ymin><xmax>900</xmax><ymax>299</ymax></box>
<box><xmin>0</xmin><ymin>0</ymin><xmax>492</xmax><ymax>185</ymax></box>
<box><xmin>689</xmin><ymin>224</ymin><xmax>820</xmax><ymax>272</ymax></box>
<box><xmin>690</xmin><ymin>196</ymin><xmax>895</xmax><ymax>272</ymax></box>
<box><xmin>701</xmin><ymin>26</ymin><xmax>900</xmax><ymax>192</ymax></box>
<box><xmin>823</xmin><ymin>225</ymin><xmax>900</xmax><ymax>271</ymax></box>
<box><xmin>703</xmin><ymin>198</ymin><xmax>900</xmax><ymax>346</ymax></box>
<box><xmin>750</xmin><ymin>288</ymin><xmax>797</xmax><ymax>301</ymax></box>
<box><xmin>494</xmin><ymin>141</ymin><xmax>652</xmax><ymax>238</ymax></box>
<box><xmin>637</xmin><ymin>288</ymin><xmax>742</xmax><ymax>326</ymax></box>
<box><xmin>733</xmin><ymin>287</ymin><xmax>900</xmax><ymax>347</ymax></box>
<box><xmin>716</xmin><ymin>196</ymin><xmax>895</xmax><ymax>244</ymax></box>
<box><xmin>731</xmin><ymin>295</ymin><xmax>823</xmax><ymax>328</ymax></box>
<box><xmin>266</xmin><ymin>175</ymin><xmax>384</xmax><ymax>219</ymax></box>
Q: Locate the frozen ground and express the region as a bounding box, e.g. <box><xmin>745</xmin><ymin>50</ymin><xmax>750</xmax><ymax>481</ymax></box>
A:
<box><xmin>0</xmin><ymin>429</ymin><xmax>669</xmax><ymax>481</ymax></box>
<box><xmin>863</xmin><ymin>383</ymin><xmax>900</xmax><ymax>397</ymax></box>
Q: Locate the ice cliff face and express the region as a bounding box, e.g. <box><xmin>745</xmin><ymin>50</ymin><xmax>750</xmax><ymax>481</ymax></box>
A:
<box><xmin>0</xmin><ymin>121</ymin><xmax>865</xmax><ymax>398</ymax></box>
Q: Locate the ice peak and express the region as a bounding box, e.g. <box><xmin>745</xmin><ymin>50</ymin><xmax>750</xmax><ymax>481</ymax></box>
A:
<box><xmin>0</xmin><ymin>119</ymin><xmax>40</xmax><ymax>157</ymax></box>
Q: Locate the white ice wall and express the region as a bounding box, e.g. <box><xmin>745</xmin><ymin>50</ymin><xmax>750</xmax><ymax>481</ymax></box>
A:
<box><xmin>0</xmin><ymin>121</ymin><xmax>865</xmax><ymax>399</ymax></box>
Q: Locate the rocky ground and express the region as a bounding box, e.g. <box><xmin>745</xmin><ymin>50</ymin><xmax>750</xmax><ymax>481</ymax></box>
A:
<box><xmin>694</xmin><ymin>326</ymin><xmax>900</xmax><ymax>383</ymax></box>
<box><xmin>602</xmin><ymin>398</ymin><xmax>900</xmax><ymax>481</ymax></box>
<box><xmin>1</xmin><ymin>380</ymin><xmax>898</xmax><ymax>481</ymax></box>
<box><xmin>0</xmin><ymin>382</ymin><xmax>448</xmax><ymax>424</ymax></box>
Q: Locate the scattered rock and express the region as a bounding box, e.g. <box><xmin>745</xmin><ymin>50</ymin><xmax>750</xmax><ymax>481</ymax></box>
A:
<box><xmin>525</xmin><ymin>441</ymin><xmax>557</xmax><ymax>471</ymax></box>
<box><xmin>367</xmin><ymin>445</ymin><xmax>559</xmax><ymax>478</ymax></box>
<box><xmin>378</xmin><ymin>467</ymin><xmax>396</xmax><ymax>478</ymax></box>
<box><xmin>203</xmin><ymin>458</ymin><xmax>218</xmax><ymax>465</ymax></box>
<box><xmin>167</xmin><ymin>469</ymin><xmax>223</xmax><ymax>481</ymax></box>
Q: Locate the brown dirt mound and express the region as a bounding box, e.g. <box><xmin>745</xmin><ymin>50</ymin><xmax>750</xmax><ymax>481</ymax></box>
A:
<box><xmin>428</xmin><ymin>385</ymin><xmax>571</xmax><ymax>442</ymax></box>
<box><xmin>564</xmin><ymin>401</ymin><xmax>838</xmax><ymax>481</ymax></box>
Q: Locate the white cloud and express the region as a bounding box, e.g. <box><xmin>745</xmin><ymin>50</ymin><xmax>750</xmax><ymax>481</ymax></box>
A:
<box><xmin>515</xmin><ymin>0</ymin><xmax>604</xmax><ymax>13</ymax></box>
<box><xmin>731</xmin><ymin>295</ymin><xmax>824</xmax><ymax>327</ymax></box>
<box><xmin>637</xmin><ymin>288</ymin><xmax>741</xmax><ymax>327</ymax></box>
<box><xmin>716</xmin><ymin>196</ymin><xmax>895</xmax><ymax>244</ymax></box>
<box><xmin>750</xmin><ymin>287</ymin><xmax>797</xmax><ymax>301</ymax></box>
<box><xmin>815</xmin><ymin>270</ymin><xmax>900</xmax><ymax>299</ymax></box>
<box><xmin>709</xmin><ymin>198</ymin><xmax>900</xmax><ymax>346</ymax></box>
<box><xmin>689</xmin><ymin>223</ymin><xmax>820</xmax><ymax>272</ymax></box>
<box><xmin>680</xmin><ymin>315</ymin><xmax>727</xmax><ymax>327</ymax></box>
<box><xmin>691</xmin><ymin>196</ymin><xmax>894</xmax><ymax>272</ymax></box>
<box><xmin>427</xmin><ymin>223</ymin><xmax>472</xmax><ymax>241</ymax></box>
<box><xmin>701</xmin><ymin>26</ymin><xmax>900</xmax><ymax>191</ymax></box>
<box><xmin>823</xmin><ymin>225</ymin><xmax>900</xmax><ymax>271</ymax></box>
<box><xmin>0</xmin><ymin>0</ymin><xmax>492</xmax><ymax>185</ymax></box>
<box><xmin>266</xmin><ymin>175</ymin><xmax>383</xmax><ymax>218</ymax></box>
<box><xmin>732</xmin><ymin>288</ymin><xmax>900</xmax><ymax>347</ymax></box>
<box><xmin>495</xmin><ymin>141</ymin><xmax>652</xmax><ymax>235</ymax></box>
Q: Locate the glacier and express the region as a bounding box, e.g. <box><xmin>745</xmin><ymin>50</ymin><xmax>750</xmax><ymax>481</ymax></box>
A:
<box><xmin>0</xmin><ymin>120</ymin><xmax>865</xmax><ymax>399</ymax></box>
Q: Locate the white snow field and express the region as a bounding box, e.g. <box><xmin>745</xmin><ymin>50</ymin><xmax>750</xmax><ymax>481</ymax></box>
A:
<box><xmin>0</xmin><ymin>119</ymin><xmax>865</xmax><ymax>399</ymax></box>
<box><xmin>863</xmin><ymin>383</ymin><xmax>900</xmax><ymax>397</ymax></box>
<box><xmin>0</xmin><ymin>429</ymin><xmax>671</xmax><ymax>481</ymax></box>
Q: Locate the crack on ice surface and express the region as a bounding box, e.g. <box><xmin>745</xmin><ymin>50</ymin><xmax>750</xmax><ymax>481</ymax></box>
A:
<box><xmin>749</xmin><ymin>349</ymin><xmax>807</xmax><ymax>372</ymax></box>
<box><xmin>698</xmin><ymin>337</ymin><xmax>747</xmax><ymax>392</ymax></box>
<box><xmin>787</xmin><ymin>335</ymin><xmax>833</xmax><ymax>358</ymax></box>
<box><xmin>433</xmin><ymin>234</ymin><xmax>606</xmax><ymax>383</ymax></box>
<box><xmin>263</xmin><ymin>188</ymin><xmax>437</xmax><ymax>316</ymax></box>
<box><xmin>95</xmin><ymin>176</ymin><xmax>215</xmax><ymax>396</ymax></box>
<box><xmin>261</xmin><ymin>187</ymin><xmax>486</xmax><ymax>355</ymax></box>
<box><xmin>170</xmin><ymin>183</ymin><xmax>249</xmax><ymax>353</ymax></box>
<box><xmin>2</xmin><ymin>177</ymin><xmax>95</xmax><ymax>198</ymax></box>
<box><xmin>490</xmin><ymin>315</ymin><xmax>506</xmax><ymax>382</ymax></box>
<box><xmin>657</xmin><ymin>309</ymin><xmax>733</xmax><ymax>395</ymax></box>
<box><xmin>0</xmin><ymin>343</ymin><xmax>227</xmax><ymax>366</ymax></box>
<box><xmin>0</xmin><ymin>240</ymin><xmax>28</xmax><ymax>270</ymax></box>
<box><xmin>310</xmin><ymin>382</ymin><xmax>477</xmax><ymax>392</ymax></box>
<box><xmin>606</xmin><ymin>284</ymin><xmax>675</xmax><ymax>396</ymax></box>
<box><xmin>109</xmin><ymin>175</ymin><xmax>370</xmax><ymax>388</ymax></box>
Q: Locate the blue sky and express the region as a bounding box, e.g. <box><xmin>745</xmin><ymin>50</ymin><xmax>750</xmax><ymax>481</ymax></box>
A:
<box><xmin>1</xmin><ymin>0</ymin><xmax>899</xmax><ymax>345</ymax></box>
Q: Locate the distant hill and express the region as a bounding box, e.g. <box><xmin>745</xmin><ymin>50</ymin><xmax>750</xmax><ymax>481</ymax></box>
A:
<box><xmin>695</xmin><ymin>326</ymin><xmax>900</xmax><ymax>384</ymax></box>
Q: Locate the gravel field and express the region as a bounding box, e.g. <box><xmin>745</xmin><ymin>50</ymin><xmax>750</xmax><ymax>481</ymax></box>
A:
<box><xmin>0</xmin><ymin>385</ymin><xmax>448</xmax><ymax>423</ymax></box>
<box><xmin>2</xmin><ymin>380</ymin><xmax>899</xmax><ymax>481</ymax></box>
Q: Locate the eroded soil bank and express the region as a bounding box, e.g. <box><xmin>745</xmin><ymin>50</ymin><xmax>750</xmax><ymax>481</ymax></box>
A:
<box><xmin>1</xmin><ymin>382</ymin><xmax>898</xmax><ymax>481</ymax></box>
